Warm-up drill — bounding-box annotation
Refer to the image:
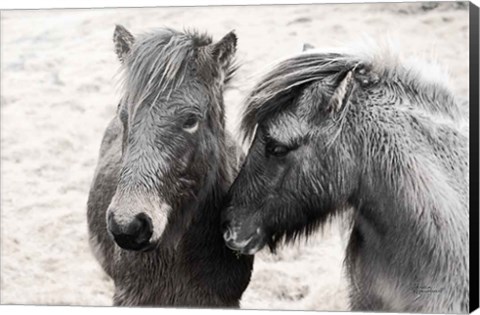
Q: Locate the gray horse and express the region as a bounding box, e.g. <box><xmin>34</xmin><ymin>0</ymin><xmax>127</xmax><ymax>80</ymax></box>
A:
<box><xmin>221</xmin><ymin>48</ymin><xmax>469</xmax><ymax>312</ymax></box>
<box><xmin>87</xmin><ymin>25</ymin><xmax>252</xmax><ymax>306</ymax></box>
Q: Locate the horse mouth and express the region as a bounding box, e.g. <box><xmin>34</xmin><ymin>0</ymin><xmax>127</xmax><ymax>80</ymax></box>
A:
<box><xmin>224</xmin><ymin>231</ymin><xmax>267</xmax><ymax>255</ymax></box>
<box><xmin>138</xmin><ymin>242</ymin><xmax>156</xmax><ymax>252</ymax></box>
<box><xmin>111</xmin><ymin>234</ymin><xmax>155</xmax><ymax>252</ymax></box>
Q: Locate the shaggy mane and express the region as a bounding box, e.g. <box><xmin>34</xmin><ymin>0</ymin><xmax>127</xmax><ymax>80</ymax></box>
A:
<box><xmin>120</xmin><ymin>28</ymin><xmax>237</xmax><ymax>108</ymax></box>
<box><xmin>240</xmin><ymin>46</ymin><xmax>462</xmax><ymax>143</ymax></box>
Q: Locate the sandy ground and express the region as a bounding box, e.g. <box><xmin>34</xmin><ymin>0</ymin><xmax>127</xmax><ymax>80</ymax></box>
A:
<box><xmin>0</xmin><ymin>2</ymin><xmax>470</xmax><ymax>310</ymax></box>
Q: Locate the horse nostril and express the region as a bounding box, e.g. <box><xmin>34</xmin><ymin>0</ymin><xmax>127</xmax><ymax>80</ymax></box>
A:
<box><xmin>132</xmin><ymin>213</ymin><xmax>153</xmax><ymax>243</ymax></box>
<box><xmin>223</xmin><ymin>225</ymin><xmax>235</xmax><ymax>242</ymax></box>
<box><xmin>223</xmin><ymin>228</ymin><xmax>231</xmax><ymax>241</ymax></box>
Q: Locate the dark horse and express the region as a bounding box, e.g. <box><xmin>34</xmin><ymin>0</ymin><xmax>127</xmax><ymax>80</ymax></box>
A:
<box><xmin>221</xmin><ymin>48</ymin><xmax>469</xmax><ymax>312</ymax></box>
<box><xmin>87</xmin><ymin>25</ymin><xmax>252</xmax><ymax>306</ymax></box>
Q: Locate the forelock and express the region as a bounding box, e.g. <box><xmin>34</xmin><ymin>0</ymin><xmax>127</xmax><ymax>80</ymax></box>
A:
<box><xmin>240</xmin><ymin>53</ymin><xmax>357</xmax><ymax>143</ymax></box>
<box><xmin>120</xmin><ymin>28</ymin><xmax>213</xmax><ymax>109</ymax></box>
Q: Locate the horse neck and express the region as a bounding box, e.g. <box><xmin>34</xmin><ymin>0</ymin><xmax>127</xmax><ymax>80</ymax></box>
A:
<box><xmin>353</xmin><ymin>113</ymin><xmax>467</xmax><ymax>235</ymax></box>
<box><xmin>192</xmin><ymin>139</ymin><xmax>230</xmax><ymax>224</ymax></box>
<box><xmin>351</xmin><ymin>124</ymin><xmax>468</xmax><ymax>285</ymax></box>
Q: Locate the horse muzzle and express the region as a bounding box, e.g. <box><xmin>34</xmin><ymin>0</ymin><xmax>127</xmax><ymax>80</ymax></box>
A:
<box><xmin>222</xmin><ymin>223</ymin><xmax>267</xmax><ymax>255</ymax></box>
<box><xmin>107</xmin><ymin>212</ymin><xmax>154</xmax><ymax>251</ymax></box>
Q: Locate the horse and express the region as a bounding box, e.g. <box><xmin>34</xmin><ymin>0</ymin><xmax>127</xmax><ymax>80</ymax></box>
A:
<box><xmin>86</xmin><ymin>25</ymin><xmax>253</xmax><ymax>307</ymax></box>
<box><xmin>221</xmin><ymin>46</ymin><xmax>469</xmax><ymax>312</ymax></box>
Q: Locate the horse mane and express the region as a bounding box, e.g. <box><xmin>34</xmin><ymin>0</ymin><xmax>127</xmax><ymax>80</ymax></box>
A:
<box><xmin>240</xmin><ymin>44</ymin><xmax>463</xmax><ymax>143</ymax></box>
<box><xmin>120</xmin><ymin>27</ymin><xmax>237</xmax><ymax>109</ymax></box>
<box><xmin>240</xmin><ymin>53</ymin><xmax>357</xmax><ymax>142</ymax></box>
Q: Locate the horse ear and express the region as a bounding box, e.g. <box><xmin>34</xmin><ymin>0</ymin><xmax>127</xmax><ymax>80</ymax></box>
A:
<box><xmin>113</xmin><ymin>24</ymin><xmax>135</xmax><ymax>63</ymax></box>
<box><xmin>326</xmin><ymin>70</ymin><xmax>355</xmax><ymax>113</ymax></box>
<box><xmin>302</xmin><ymin>43</ymin><xmax>315</xmax><ymax>52</ymax></box>
<box><xmin>211</xmin><ymin>31</ymin><xmax>237</xmax><ymax>69</ymax></box>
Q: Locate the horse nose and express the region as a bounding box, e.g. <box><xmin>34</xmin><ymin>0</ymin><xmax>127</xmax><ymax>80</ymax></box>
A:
<box><xmin>107</xmin><ymin>212</ymin><xmax>153</xmax><ymax>251</ymax></box>
<box><xmin>222</xmin><ymin>223</ymin><xmax>235</xmax><ymax>242</ymax></box>
<box><xmin>222</xmin><ymin>223</ymin><xmax>245</xmax><ymax>250</ymax></box>
<box><xmin>222</xmin><ymin>221</ymin><xmax>266</xmax><ymax>255</ymax></box>
<box><xmin>221</xmin><ymin>219</ymin><xmax>235</xmax><ymax>240</ymax></box>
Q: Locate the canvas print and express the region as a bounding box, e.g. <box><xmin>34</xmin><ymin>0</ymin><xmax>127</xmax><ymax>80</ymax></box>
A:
<box><xmin>0</xmin><ymin>1</ymin><xmax>478</xmax><ymax>313</ymax></box>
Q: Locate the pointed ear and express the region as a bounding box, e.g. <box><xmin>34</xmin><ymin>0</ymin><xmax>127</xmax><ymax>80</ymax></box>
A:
<box><xmin>326</xmin><ymin>70</ymin><xmax>355</xmax><ymax>113</ymax></box>
<box><xmin>302</xmin><ymin>43</ymin><xmax>315</xmax><ymax>52</ymax></box>
<box><xmin>211</xmin><ymin>31</ymin><xmax>237</xmax><ymax>69</ymax></box>
<box><xmin>113</xmin><ymin>24</ymin><xmax>135</xmax><ymax>63</ymax></box>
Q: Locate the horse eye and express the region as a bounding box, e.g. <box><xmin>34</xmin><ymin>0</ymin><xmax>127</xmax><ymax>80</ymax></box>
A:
<box><xmin>183</xmin><ymin>115</ymin><xmax>199</xmax><ymax>132</ymax></box>
<box><xmin>266</xmin><ymin>142</ymin><xmax>290</xmax><ymax>157</ymax></box>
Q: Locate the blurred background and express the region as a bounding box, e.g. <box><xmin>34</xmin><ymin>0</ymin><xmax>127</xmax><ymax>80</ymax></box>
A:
<box><xmin>0</xmin><ymin>2</ymin><xmax>469</xmax><ymax>310</ymax></box>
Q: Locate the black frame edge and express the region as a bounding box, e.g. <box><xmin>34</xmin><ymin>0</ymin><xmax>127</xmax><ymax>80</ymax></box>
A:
<box><xmin>470</xmin><ymin>1</ymin><xmax>480</xmax><ymax>313</ymax></box>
